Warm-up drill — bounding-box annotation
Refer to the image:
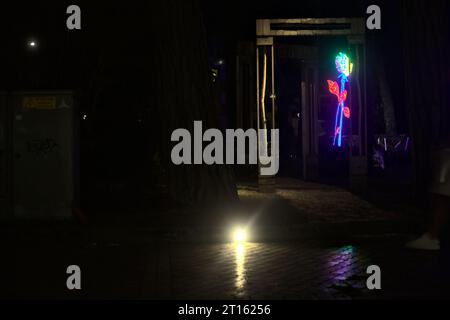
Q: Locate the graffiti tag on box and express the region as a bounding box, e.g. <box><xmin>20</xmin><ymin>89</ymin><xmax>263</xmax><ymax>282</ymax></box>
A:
<box><xmin>27</xmin><ymin>138</ymin><xmax>59</xmax><ymax>156</ymax></box>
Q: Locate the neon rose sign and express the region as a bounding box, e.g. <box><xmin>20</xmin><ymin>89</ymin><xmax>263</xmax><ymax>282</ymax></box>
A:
<box><xmin>327</xmin><ymin>52</ymin><xmax>353</xmax><ymax>147</ymax></box>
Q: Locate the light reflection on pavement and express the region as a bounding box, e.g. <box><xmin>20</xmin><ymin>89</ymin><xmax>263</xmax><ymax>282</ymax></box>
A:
<box><xmin>169</xmin><ymin>240</ymin><xmax>447</xmax><ymax>300</ymax></box>
<box><xmin>170</xmin><ymin>242</ymin><xmax>375</xmax><ymax>299</ymax></box>
<box><xmin>9</xmin><ymin>237</ymin><xmax>448</xmax><ymax>299</ymax></box>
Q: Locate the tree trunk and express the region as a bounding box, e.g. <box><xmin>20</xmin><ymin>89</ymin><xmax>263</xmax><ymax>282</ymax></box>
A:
<box><xmin>147</xmin><ymin>0</ymin><xmax>237</xmax><ymax>206</ymax></box>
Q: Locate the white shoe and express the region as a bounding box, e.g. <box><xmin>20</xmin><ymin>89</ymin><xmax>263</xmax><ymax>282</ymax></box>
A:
<box><xmin>405</xmin><ymin>233</ymin><xmax>440</xmax><ymax>251</ymax></box>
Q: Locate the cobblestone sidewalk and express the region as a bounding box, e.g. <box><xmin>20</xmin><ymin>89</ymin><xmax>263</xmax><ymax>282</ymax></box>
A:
<box><xmin>238</xmin><ymin>178</ymin><xmax>407</xmax><ymax>224</ymax></box>
<box><xmin>8</xmin><ymin>235</ymin><xmax>449</xmax><ymax>299</ymax></box>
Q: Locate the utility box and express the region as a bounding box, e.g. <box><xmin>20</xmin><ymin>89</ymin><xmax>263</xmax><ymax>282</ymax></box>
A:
<box><xmin>11</xmin><ymin>92</ymin><xmax>76</xmax><ymax>219</ymax></box>
<box><xmin>0</xmin><ymin>92</ymin><xmax>11</xmax><ymax>218</ymax></box>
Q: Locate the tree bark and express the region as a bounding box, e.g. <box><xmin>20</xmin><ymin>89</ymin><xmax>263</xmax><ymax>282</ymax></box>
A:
<box><xmin>147</xmin><ymin>0</ymin><xmax>237</xmax><ymax>206</ymax></box>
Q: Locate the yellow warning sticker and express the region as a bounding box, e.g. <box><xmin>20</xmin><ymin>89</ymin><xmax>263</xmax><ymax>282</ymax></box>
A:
<box><xmin>23</xmin><ymin>97</ymin><xmax>57</xmax><ymax>110</ymax></box>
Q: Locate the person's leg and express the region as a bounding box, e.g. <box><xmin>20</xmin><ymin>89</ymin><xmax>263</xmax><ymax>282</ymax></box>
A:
<box><xmin>405</xmin><ymin>193</ymin><xmax>447</xmax><ymax>250</ymax></box>
<box><xmin>406</xmin><ymin>148</ymin><xmax>450</xmax><ymax>250</ymax></box>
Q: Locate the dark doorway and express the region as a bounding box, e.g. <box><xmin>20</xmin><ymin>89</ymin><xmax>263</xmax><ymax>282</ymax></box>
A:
<box><xmin>275</xmin><ymin>40</ymin><xmax>320</xmax><ymax>180</ymax></box>
<box><xmin>276</xmin><ymin>45</ymin><xmax>303</xmax><ymax>178</ymax></box>
<box><xmin>274</xmin><ymin>37</ymin><xmax>353</xmax><ymax>186</ymax></box>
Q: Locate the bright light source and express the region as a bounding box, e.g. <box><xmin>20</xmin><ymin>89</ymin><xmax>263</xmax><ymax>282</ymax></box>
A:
<box><xmin>82</xmin><ymin>114</ymin><xmax>87</xmax><ymax>120</ymax></box>
<box><xmin>28</xmin><ymin>40</ymin><xmax>37</xmax><ymax>48</ymax></box>
<box><xmin>232</xmin><ymin>227</ymin><xmax>248</xmax><ymax>243</ymax></box>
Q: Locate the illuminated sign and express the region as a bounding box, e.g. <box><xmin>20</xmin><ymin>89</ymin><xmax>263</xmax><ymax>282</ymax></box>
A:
<box><xmin>327</xmin><ymin>52</ymin><xmax>353</xmax><ymax>147</ymax></box>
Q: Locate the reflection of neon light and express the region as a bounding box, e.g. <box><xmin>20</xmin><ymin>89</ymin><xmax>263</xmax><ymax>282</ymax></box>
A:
<box><xmin>327</xmin><ymin>246</ymin><xmax>357</xmax><ymax>282</ymax></box>
<box><xmin>328</xmin><ymin>53</ymin><xmax>353</xmax><ymax>147</ymax></box>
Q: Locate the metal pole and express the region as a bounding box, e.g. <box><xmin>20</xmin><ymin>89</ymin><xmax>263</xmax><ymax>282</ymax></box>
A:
<box><xmin>356</xmin><ymin>44</ymin><xmax>363</xmax><ymax>156</ymax></box>
<box><xmin>271</xmin><ymin>44</ymin><xmax>276</xmax><ymax>130</ymax></box>
<box><xmin>363</xmin><ymin>44</ymin><xmax>368</xmax><ymax>157</ymax></box>
<box><xmin>236</xmin><ymin>55</ymin><xmax>241</xmax><ymax>128</ymax></box>
<box><xmin>256</xmin><ymin>46</ymin><xmax>260</xmax><ymax>176</ymax></box>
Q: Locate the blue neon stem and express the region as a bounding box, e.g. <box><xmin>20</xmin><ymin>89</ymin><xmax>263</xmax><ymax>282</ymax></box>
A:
<box><xmin>337</xmin><ymin>77</ymin><xmax>347</xmax><ymax>147</ymax></box>
<box><xmin>333</xmin><ymin>102</ymin><xmax>340</xmax><ymax>146</ymax></box>
<box><xmin>337</xmin><ymin>101</ymin><xmax>344</xmax><ymax>147</ymax></box>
